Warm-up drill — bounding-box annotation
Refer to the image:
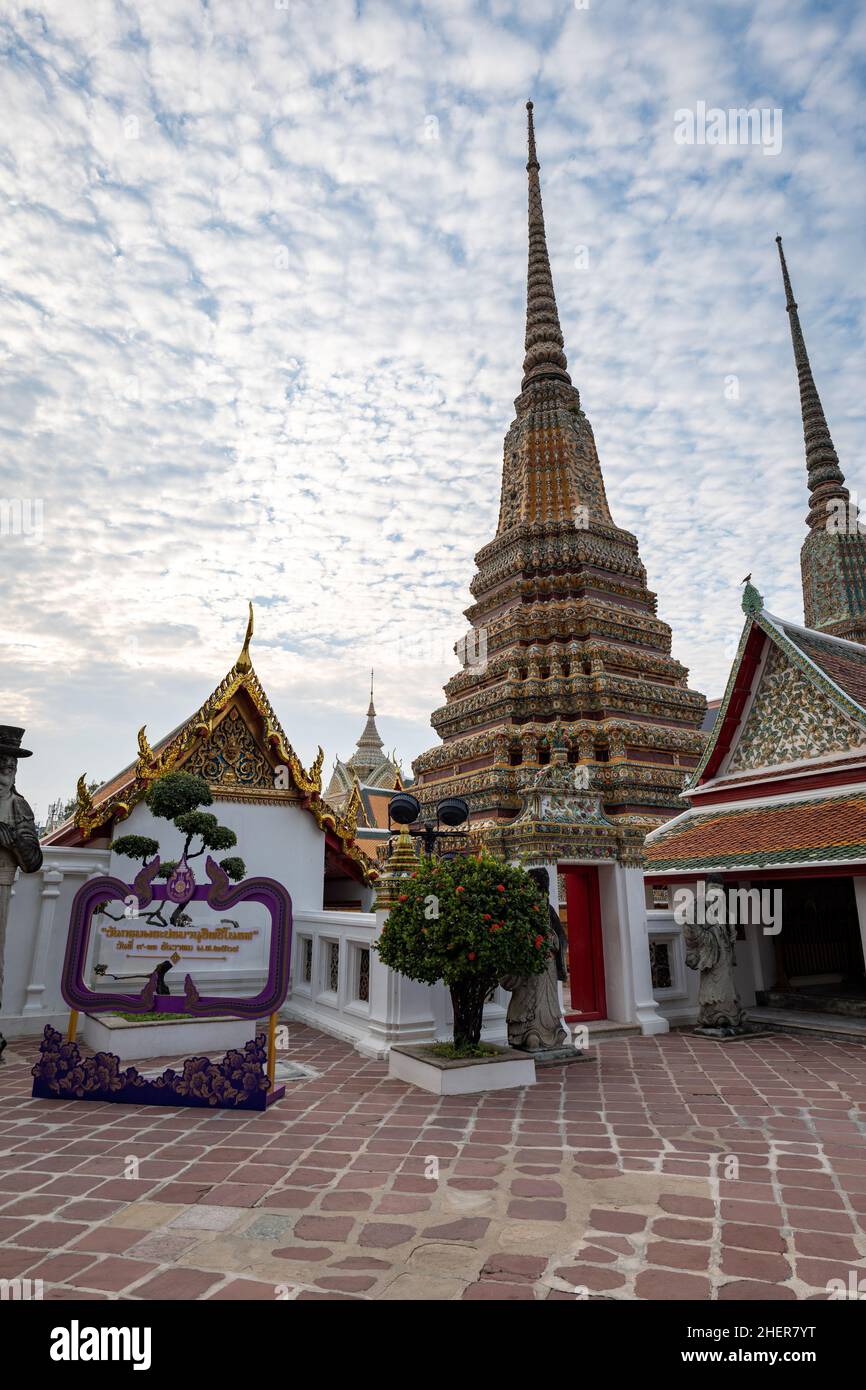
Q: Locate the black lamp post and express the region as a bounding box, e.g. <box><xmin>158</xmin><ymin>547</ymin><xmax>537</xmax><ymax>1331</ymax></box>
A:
<box><xmin>387</xmin><ymin>792</ymin><xmax>470</xmax><ymax>856</ymax></box>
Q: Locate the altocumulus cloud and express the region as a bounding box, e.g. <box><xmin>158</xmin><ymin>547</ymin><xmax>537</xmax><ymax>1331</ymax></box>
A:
<box><xmin>0</xmin><ymin>0</ymin><xmax>864</xmax><ymax>813</ymax></box>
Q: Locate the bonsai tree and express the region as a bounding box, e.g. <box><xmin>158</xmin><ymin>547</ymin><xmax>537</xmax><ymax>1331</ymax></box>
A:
<box><xmin>374</xmin><ymin>851</ymin><xmax>549</xmax><ymax>1052</ymax></box>
<box><xmin>109</xmin><ymin>771</ymin><xmax>245</xmax><ymax>925</ymax></box>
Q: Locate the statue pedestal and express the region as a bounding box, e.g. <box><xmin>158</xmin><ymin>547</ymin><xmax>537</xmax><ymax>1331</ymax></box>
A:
<box><xmin>692</xmin><ymin>1025</ymin><xmax>770</xmax><ymax>1042</ymax></box>
<box><xmin>514</xmin><ymin>1044</ymin><xmax>588</xmax><ymax>1064</ymax></box>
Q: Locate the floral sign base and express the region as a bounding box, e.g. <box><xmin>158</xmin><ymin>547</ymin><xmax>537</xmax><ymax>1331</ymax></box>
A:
<box><xmin>31</xmin><ymin>1025</ymin><xmax>286</xmax><ymax>1111</ymax></box>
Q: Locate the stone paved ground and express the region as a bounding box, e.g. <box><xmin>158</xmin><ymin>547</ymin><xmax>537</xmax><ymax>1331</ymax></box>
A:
<box><xmin>2</xmin><ymin>1025</ymin><xmax>866</xmax><ymax>1301</ymax></box>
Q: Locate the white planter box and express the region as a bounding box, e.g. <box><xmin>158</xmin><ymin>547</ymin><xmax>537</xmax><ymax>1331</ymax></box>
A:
<box><xmin>82</xmin><ymin>1012</ymin><xmax>256</xmax><ymax>1062</ymax></box>
<box><xmin>389</xmin><ymin>1043</ymin><xmax>536</xmax><ymax>1095</ymax></box>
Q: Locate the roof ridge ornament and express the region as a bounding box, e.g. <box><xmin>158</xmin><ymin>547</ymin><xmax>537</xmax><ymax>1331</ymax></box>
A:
<box><xmin>742</xmin><ymin>576</ymin><xmax>764</xmax><ymax>616</ymax></box>
<box><xmin>236</xmin><ymin>601</ymin><xmax>254</xmax><ymax>674</ymax></box>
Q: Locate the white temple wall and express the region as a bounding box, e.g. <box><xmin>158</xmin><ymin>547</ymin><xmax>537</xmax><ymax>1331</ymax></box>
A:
<box><xmin>643</xmin><ymin>878</ymin><xmax>764</xmax><ymax>1027</ymax></box>
<box><xmin>285</xmin><ymin>904</ymin><xmax>508</xmax><ymax>1059</ymax></box>
<box><xmin>1</xmin><ymin>801</ymin><xmax>335</xmax><ymax>1038</ymax></box>
<box><xmin>111</xmin><ymin>798</ymin><xmax>325</xmax><ymax>911</ymax></box>
<box><xmin>645</xmin><ymin>899</ymin><xmax>699</xmax><ymax>1026</ymax></box>
<box><xmin>1</xmin><ymin>845</ymin><xmax>111</xmax><ymax>1037</ymax></box>
<box><xmin>599</xmin><ymin>863</ymin><xmax>669</xmax><ymax>1035</ymax></box>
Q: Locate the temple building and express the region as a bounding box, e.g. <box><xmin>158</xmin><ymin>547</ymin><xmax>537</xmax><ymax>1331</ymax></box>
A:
<box><xmin>412</xmin><ymin>103</ymin><xmax>707</xmax><ymax>1036</ymax></box>
<box><xmin>44</xmin><ymin>608</ymin><xmax>374</xmax><ymax>900</ymax></box>
<box><xmin>0</xmin><ymin>609</ymin><xmax>379</xmax><ymax>1039</ymax></box>
<box><xmin>323</xmin><ymin>674</ymin><xmax>406</xmax><ymax>865</ymax></box>
<box><xmin>643</xmin><ymin>238</ymin><xmax>866</xmax><ymax>1037</ymax></box>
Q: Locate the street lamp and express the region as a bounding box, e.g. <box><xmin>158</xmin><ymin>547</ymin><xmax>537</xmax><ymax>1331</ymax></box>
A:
<box><xmin>388</xmin><ymin>791</ymin><xmax>470</xmax><ymax>856</ymax></box>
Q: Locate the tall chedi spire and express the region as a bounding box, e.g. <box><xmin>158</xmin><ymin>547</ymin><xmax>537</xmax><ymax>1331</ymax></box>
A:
<box><xmin>496</xmin><ymin>101</ymin><xmax>614</xmax><ymax>535</ymax></box>
<box><xmin>413</xmin><ymin>102</ymin><xmax>706</xmax><ymax>856</ymax></box>
<box><xmin>776</xmin><ymin>236</ymin><xmax>866</xmax><ymax>644</ymax></box>
<box><xmin>522</xmin><ymin>101</ymin><xmax>571</xmax><ymax>391</ymax></box>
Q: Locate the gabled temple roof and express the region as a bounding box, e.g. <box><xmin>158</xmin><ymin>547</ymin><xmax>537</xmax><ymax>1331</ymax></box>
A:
<box><xmin>645</xmin><ymin>790</ymin><xmax>866</xmax><ymax>875</ymax></box>
<box><xmin>44</xmin><ymin>607</ymin><xmax>376</xmax><ymax>885</ymax></box>
<box><xmin>775</xmin><ymin>619</ymin><xmax>866</xmax><ymax>711</ymax></box>
<box><xmin>643</xmin><ymin>588</ymin><xmax>866</xmax><ymax>877</ymax></box>
<box><xmin>689</xmin><ymin>594</ymin><xmax>866</xmax><ymax>791</ymax></box>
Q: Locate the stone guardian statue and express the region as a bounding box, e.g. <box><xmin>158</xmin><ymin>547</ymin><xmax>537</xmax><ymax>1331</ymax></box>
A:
<box><xmin>0</xmin><ymin>727</ymin><xmax>43</xmax><ymax>1060</ymax></box>
<box><xmin>500</xmin><ymin>866</ymin><xmax>569</xmax><ymax>1051</ymax></box>
<box><xmin>683</xmin><ymin>893</ymin><xmax>746</xmax><ymax>1036</ymax></box>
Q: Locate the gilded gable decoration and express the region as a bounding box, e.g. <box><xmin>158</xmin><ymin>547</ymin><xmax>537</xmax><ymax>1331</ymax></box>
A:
<box><xmin>185</xmin><ymin>706</ymin><xmax>271</xmax><ymax>789</ymax></box>
<box><xmin>727</xmin><ymin>644</ymin><xmax>860</xmax><ymax>772</ymax></box>
<box><xmin>63</xmin><ymin>609</ymin><xmax>375</xmax><ymax>884</ymax></box>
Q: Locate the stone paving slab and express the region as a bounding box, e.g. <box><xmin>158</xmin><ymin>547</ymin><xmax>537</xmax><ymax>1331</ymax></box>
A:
<box><xmin>1</xmin><ymin>1026</ymin><xmax>866</xmax><ymax>1300</ymax></box>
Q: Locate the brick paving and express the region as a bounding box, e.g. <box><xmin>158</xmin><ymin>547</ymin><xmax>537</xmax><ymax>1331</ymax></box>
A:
<box><xmin>2</xmin><ymin>1026</ymin><xmax>866</xmax><ymax>1300</ymax></box>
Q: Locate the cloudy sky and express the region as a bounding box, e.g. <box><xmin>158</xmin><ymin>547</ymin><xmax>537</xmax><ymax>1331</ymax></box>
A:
<box><xmin>2</xmin><ymin>0</ymin><xmax>865</xmax><ymax>819</ymax></box>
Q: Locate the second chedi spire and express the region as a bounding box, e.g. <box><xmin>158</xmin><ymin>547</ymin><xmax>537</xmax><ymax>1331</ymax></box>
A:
<box><xmin>776</xmin><ymin>236</ymin><xmax>850</xmax><ymax>532</ymax></box>
<box><xmin>776</xmin><ymin>236</ymin><xmax>866</xmax><ymax>643</ymax></box>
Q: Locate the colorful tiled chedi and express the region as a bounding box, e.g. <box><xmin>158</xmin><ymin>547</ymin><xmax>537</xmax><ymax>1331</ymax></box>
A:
<box><xmin>413</xmin><ymin>103</ymin><xmax>707</xmax><ymax>864</ymax></box>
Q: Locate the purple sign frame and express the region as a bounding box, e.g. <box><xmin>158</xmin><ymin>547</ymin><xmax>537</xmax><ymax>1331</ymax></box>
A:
<box><xmin>60</xmin><ymin>859</ymin><xmax>292</xmax><ymax>1019</ymax></box>
<box><xmin>31</xmin><ymin>858</ymin><xmax>294</xmax><ymax>1111</ymax></box>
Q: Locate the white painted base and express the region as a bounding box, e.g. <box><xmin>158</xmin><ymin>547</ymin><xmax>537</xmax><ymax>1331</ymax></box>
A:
<box><xmin>0</xmin><ymin>1010</ymin><xmax>70</xmax><ymax>1039</ymax></box>
<box><xmin>82</xmin><ymin>1013</ymin><xmax>256</xmax><ymax>1062</ymax></box>
<box><xmin>389</xmin><ymin>1045</ymin><xmax>536</xmax><ymax>1095</ymax></box>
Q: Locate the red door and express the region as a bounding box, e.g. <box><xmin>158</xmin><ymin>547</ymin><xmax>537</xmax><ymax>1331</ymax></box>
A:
<box><xmin>561</xmin><ymin>866</ymin><xmax>606</xmax><ymax>1021</ymax></box>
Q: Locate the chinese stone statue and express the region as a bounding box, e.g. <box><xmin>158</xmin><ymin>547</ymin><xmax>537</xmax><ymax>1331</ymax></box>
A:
<box><xmin>500</xmin><ymin>866</ymin><xmax>569</xmax><ymax>1051</ymax></box>
<box><xmin>0</xmin><ymin>727</ymin><xmax>43</xmax><ymax>1060</ymax></box>
<box><xmin>683</xmin><ymin>906</ymin><xmax>746</xmax><ymax>1035</ymax></box>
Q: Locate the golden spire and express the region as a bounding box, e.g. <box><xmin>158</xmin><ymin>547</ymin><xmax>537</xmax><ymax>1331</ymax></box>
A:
<box><xmin>374</xmin><ymin>824</ymin><xmax>418</xmax><ymax>909</ymax></box>
<box><xmin>236</xmin><ymin>601</ymin><xmax>254</xmax><ymax>673</ymax></box>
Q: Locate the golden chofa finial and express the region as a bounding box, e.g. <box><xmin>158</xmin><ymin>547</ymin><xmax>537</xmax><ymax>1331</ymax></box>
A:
<box><xmin>236</xmin><ymin>601</ymin><xmax>254</xmax><ymax>673</ymax></box>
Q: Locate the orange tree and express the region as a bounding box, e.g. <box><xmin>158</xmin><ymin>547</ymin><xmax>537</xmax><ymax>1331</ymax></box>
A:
<box><xmin>374</xmin><ymin>852</ymin><xmax>550</xmax><ymax>1049</ymax></box>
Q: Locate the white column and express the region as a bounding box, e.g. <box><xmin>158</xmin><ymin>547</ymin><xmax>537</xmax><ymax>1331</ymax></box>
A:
<box><xmin>0</xmin><ymin>848</ymin><xmax>16</xmax><ymax>1016</ymax></box>
<box><xmin>21</xmin><ymin>867</ymin><xmax>64</xmax><ymax>1016</ymax></box>
<box><xmin>354</xmin><ymin>903</ymin><xmax>438</xmax><ymax>1058</ymax></box>
<box><xmin>603</xmin><ymin>864</ymin><xmax>669</xmax><ymax>1036</ymax></box>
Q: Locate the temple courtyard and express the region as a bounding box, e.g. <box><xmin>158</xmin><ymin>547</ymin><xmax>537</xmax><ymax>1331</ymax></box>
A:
<box><xmin>1</xmin><ymin>1026</ymin><xmax>866</xmax><ymax>1302</ymax></box>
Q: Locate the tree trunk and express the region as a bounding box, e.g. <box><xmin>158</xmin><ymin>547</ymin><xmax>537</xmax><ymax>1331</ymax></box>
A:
<box><xmin>450</xmin><ymin>978</ymin><xmax>492</xmax><ymax>1048</ymax></box>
